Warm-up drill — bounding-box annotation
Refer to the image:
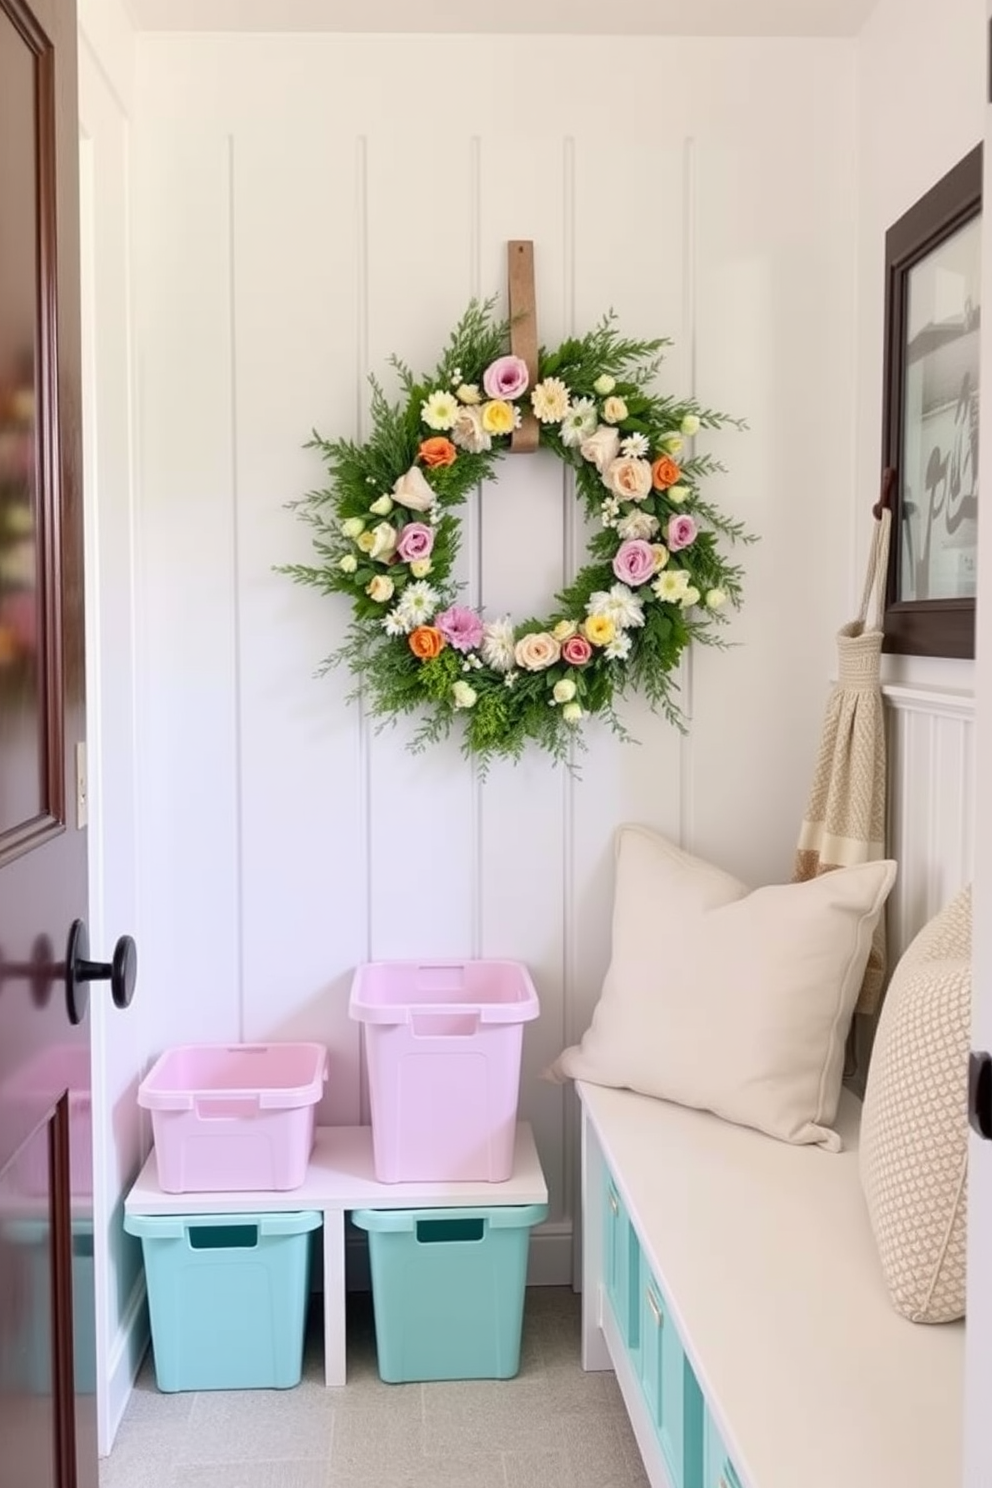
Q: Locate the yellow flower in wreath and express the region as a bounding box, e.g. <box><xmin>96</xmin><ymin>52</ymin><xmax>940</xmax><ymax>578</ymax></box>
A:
<box><xmin>583</xmin><ymin>614</ymin><xmax>616</xmax><ymax>648</ymax></box>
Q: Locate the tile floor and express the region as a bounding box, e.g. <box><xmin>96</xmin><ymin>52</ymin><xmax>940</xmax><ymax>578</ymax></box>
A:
<box><xmin>99</xmin><ymin>1287</ymin><xmax>650</xmax><ymax>1488</ymax></box>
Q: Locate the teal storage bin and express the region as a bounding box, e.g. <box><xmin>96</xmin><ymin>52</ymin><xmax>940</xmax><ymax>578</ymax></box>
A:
<box><xmin>352</xmin><ymin>1203</ymin><xmax>548</xmax><ymax>1383</ymax></box>
<box><xmin>124</xmin><ymin>1210</ymin><xmax>321</xmax><ymax>1392</ymax></box>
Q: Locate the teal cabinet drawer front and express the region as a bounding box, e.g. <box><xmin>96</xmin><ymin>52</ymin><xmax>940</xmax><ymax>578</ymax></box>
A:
<box><xmin>639</xmin><ymin>1272</ymin><xmax>705</xmax><ymax>1488</ymax></box>
<box><xmin>604</xmin><ymin>1177</ymin><xmax>640</xmax><ymax>1353</ymax></box>
<box><xmin>626</xmin><ymin>1216</ymin><xmax>642</xmax><ymax>1361</ymax></box>
<box><xmin>601</xmin><ymin>1156</ymin><xmax>709</xmax><ymax>1488</ymax></box>
<box><xmin>639</xmin><ymin>1274</ymin><xmax>665</xmax><ymax>1438</ymax></box>
<box><xmin>683</xmin><ymin>1364</ymin><xmax>705</xmax><ymax>1488</ymax></box>
<box><xmin>704</xmin><ymin>1408</ymin><xmax>742</xmax><ymax>1488</ymax></box>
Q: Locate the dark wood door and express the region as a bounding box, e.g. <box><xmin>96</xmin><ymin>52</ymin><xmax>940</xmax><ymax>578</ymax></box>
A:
<box><xmin>0</xmin><ymin>0</ymin><xmax>94</xmax><ymax>1483</ymax></box>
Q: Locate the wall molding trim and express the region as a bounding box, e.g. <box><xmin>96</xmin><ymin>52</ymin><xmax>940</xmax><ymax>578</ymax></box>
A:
<box><xmin>104</xmin><ymin>1274</ymin><xmax>149</xmax><ymax>1453</ymax></box>
<box><xmin>124</xmin><ymin>0</ymin><xmax>877</xmax><ymax>37</ymax></box>
<box><xmin>881</xmin><ymin>682</ymin><xmax>975</xmax><ymax>720</ymax></box>
<box><xmin>882</xmin><ymin>679</ymin><xmax>975</xmax><ymax>963</ymax></box>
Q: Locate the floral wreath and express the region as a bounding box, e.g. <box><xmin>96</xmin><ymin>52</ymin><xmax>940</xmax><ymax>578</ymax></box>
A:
<box><xmin>287</xmin><ymin>300</ymin><xmax>752</xmax><ymax>767</ymax></box>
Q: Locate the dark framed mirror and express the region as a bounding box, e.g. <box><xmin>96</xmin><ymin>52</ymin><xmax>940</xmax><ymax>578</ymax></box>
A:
<box><xmin>881</xmin><ymin>144</ymin><xmax>982</xmax><ymax>658</ymax></box>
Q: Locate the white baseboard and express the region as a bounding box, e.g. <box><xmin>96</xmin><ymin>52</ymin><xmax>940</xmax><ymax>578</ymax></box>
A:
<box><xmin>340</xmin><ymin>1217</ymin><xmax>575</xmax><ymax>1292</ymax></box>
<box><xmin>102</xmin><ymin>1275</ymin><xmax>149</xmax><ymax>1455</ymax></box>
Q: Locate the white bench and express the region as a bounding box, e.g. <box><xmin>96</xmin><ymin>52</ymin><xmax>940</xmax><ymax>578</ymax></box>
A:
<box><xmin>579</xmin><ymin>1081</ymin><xmax>964</xmax><ymax>1488</ymax></box>
<box><xmin>125</xmin><ymin>1122</ymin><xmax>548</xmax><ymax>1387</ymax></box>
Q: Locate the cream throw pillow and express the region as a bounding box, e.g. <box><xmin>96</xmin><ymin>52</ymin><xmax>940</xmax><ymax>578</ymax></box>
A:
<box><xmin>859</xmin><ymin>886</ymin><xmax>971</xmax><ymax>1323</ymax></box>
<box><xmin>552</xmin><ymin>825</ymin><xmax>896</xmax><ymax>1150</ymax></box>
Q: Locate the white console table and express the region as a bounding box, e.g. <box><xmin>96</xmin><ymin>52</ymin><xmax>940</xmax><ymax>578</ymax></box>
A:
<box><xmin>125</xmin><ymin>1122</ymin><xmax>548</xmax><ymax>1387</ymax></box>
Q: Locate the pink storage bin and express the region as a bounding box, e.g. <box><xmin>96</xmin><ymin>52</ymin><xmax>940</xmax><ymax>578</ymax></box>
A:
<box><xmin>349</xmin><ymin>960</ymin><xmax>539</xmax><ymax>1184</ymax></box>
<box><xmin>138</xmin><ymin>1043</ymin><xmax>327</xmax><ymax>1194</ymax></box>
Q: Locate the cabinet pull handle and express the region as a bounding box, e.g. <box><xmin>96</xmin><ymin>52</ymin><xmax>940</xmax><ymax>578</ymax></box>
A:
<box><xmin>646</xmin><ymin>1287</ymin><xmax>663</xmax><ymax>1326</ymax></box>
<box><xmin>608</xmin><ymin>1189</ymin><xmax>619</xmax><ymax>1215</ymax></box>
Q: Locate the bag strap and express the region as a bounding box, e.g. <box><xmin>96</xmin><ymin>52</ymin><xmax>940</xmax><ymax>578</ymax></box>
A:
<box><xmin>857</xmin><ymin>506</ymin><xmax>892</xmax><ymax>632</ymax></box>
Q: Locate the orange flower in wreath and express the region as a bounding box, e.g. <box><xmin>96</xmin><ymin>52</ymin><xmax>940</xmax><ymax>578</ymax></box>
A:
<box><xmin>651</xmin><ymin>455</ymin><xmax>681</xmax><ymax>490</ymax></box>
<box><xmin>409</xmin><ymin>625</ymin><xmax>445</xmax><ymax>661</ymax></box>
<box><xmin>418</xmin><ymin>437</ymin><xmax>457</xmax><ymax>469</ymax></box>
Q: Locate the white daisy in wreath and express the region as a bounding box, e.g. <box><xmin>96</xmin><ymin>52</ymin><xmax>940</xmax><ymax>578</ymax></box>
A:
<box><xmin>559</xmin><ymin>397</ymin><xmax>598</xmax><ymax>448</ymax></box>
<box><xmin>604</xmin><ymin>632</ymin><xmax>633</xmax><ymax>661</ymax></box>
<box><xmin>395</xmin><ymin>580</ymin><xmax>441</xmax><ymax>629</ymax></box>
<box><xmin>587</xmin><ymin>584</ymin><xmax>646</xmax><ymax>631</ymax></box>
<box><xmin>481</xmin><ymin>616</ymin><xmax>516</xmax><ymax>673</ymax></box>
<box><xmin>421</xmin><ymin>391</ymin><xmax>460</xmax><ymax>430</ymax></box>
<box><xmin>531</xmin><ymin>377</ymin><xmax>571</xmax><ymax>425</ymax></box>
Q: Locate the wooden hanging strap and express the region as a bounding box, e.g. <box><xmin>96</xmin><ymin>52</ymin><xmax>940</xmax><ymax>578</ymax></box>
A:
<box><xmin>507</xmin><ymin>240</ymin><xmax>539</xmax><ymax>453</ymax></box>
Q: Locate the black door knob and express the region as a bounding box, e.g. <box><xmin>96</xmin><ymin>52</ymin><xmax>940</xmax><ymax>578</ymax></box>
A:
<box><xmin>65</xmin><ymin>919</ymin><xmax>137</xmax><ymax>1026</ymax></box>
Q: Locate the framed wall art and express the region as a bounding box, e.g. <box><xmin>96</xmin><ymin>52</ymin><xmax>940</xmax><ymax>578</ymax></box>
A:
<box><xmin>881</xmin><ymin>144</ymin><xmax>982</xmax><ymax>658</ymax></box>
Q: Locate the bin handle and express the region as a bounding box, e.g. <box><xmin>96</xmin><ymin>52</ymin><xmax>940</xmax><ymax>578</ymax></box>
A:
<box><xmin>125</xmin><ymin>1213</ymin><xmax>322</xmax><ymax>1241</ymax></box>
<box><xmin>193</xmin><ymin>1095</ymin><xmax>261</xmax><ymax>1119</ymax></box>
<box><xmin>410</xmin><ymin>1012</ymin><xmax>480</xmax><ymax>1039</ymax></box>
<box><xmin>257</xmin><ymin>1213</ymin><xmax>322</xmax><ymax>1236</ymax></box>
<box><xmin>486</xmin><ymin>1204</ymin><xmax>548</xmax><ymax>1229</ymax></box>
<box><xmin>188</xmin><ymin>1222</ymin><xmax>260</xmax><ymax>1251</ymax></box>
<box><xmin>415</xmin><ymin>1215</ymin><xmax>487</xmax><ymax>1244</ymax></box>
<box><xmin>351</xmin><ymin>1204</ymin><xmax>548</xmax><ymax>1234</ymax></box>
<box><xmin>132</xmin><ymin>1217</ymin><xmax>186</xmax><ymax>1239</ymax></box>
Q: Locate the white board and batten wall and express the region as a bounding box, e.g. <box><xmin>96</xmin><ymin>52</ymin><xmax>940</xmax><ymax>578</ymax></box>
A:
<box><xmin>129</xmin><ymin>30</ymin><xmax>860</xmax><ymax>1285</ymax></box>
<box><xmin>77</xmin><ymin>0</ymin><xmax>989</xmax><ymax>1466</ymax></box>
<box><xmin>127</xmin><ymin>15</ymin><xmax>983</xmax><ymax>1281</ymax></box>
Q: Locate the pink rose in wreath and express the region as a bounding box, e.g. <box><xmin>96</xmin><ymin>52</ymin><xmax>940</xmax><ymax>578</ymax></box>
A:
<box><xmin>436</xmin><ymin>604</ymin><xmax>485</xmax><ymax>653</ymax></box>
<box><xmin>667</xmin><ymin>514</ymin><xmax>698</xmax><ymax>552</ymax></box>
<box><xmin>482</xmin><ymin>355</ymin><xmax>530</xmax><ymax>401</ymax></box>
<box><xmin>562</xmin><ymin>634</ymin><xmax>593</xmax><ymax>666</ymax></box>
<box><xmin>396</xmin><ymin>523</ymin><xmax>434</xmax><ymax>563</ymax></box>
<box><xmin>612</xmin><ymin>539</ymin><xmax>656</xmax><ymax>586</ymax></box>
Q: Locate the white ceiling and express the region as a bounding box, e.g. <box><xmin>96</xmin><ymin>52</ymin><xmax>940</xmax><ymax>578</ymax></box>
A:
<box><xmin>125</xmin><ymin>0</ymin><xmax>880</xmax><ymax>36</ymax></box>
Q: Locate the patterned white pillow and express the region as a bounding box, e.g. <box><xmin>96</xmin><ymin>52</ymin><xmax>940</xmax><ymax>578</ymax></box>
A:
<box><xmin>860</xmin><ymin>886</ymin><xmax>971</xmax><ymax>1323</ymax></box>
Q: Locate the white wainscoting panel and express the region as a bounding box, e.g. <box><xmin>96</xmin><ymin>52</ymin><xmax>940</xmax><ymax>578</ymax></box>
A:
<box><xmin>884</xmin><ymin>685</ymin><xmax>975</xmax><ymax>961</ymax></box>
<box><xmin>131</xmin><ymin>32</ymin><xmax>860</xmax><ymax>1273</ymax></box>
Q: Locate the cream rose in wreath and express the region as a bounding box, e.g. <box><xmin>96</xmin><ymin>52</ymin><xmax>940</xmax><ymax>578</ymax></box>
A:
<box><xmin>285</xmin><ymin>299</ymin><xmax>752</xmax><ymax>766</ymax></box>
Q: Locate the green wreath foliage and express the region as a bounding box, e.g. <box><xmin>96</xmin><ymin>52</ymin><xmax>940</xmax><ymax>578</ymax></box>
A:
<box><xmin>285</xmin><ymin>299</ymin><xmax>753</xmax><ymax>768</ymax></box>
